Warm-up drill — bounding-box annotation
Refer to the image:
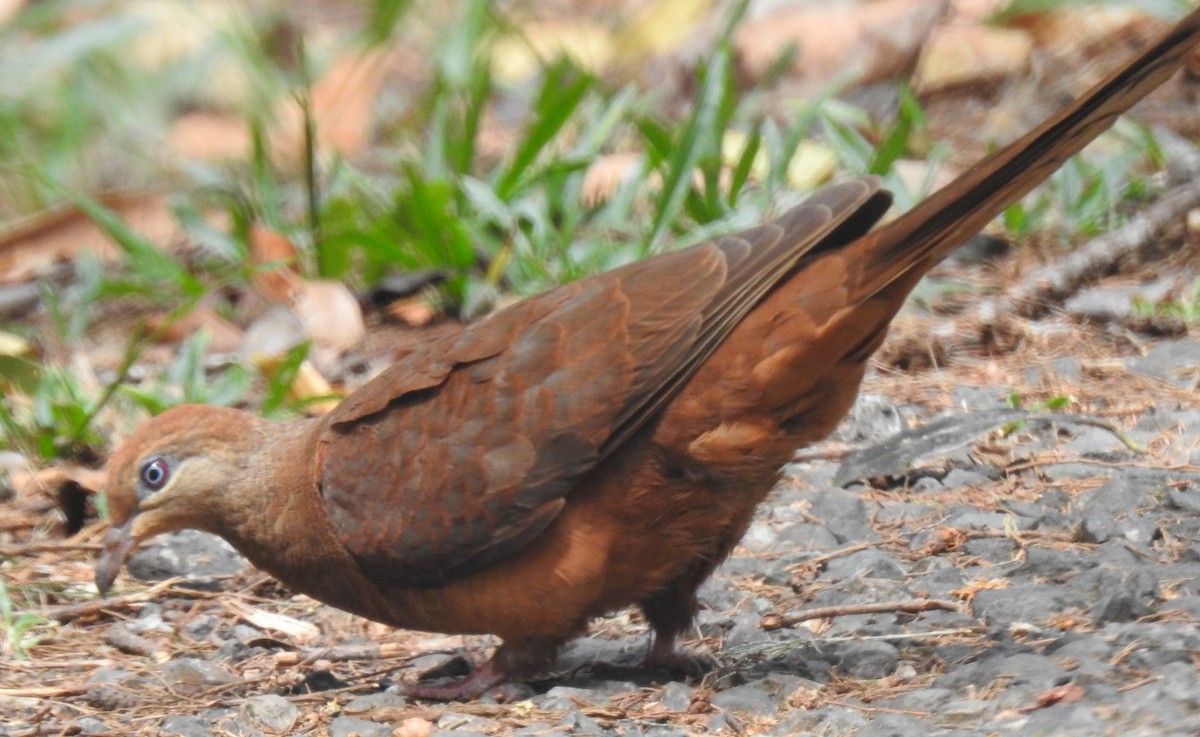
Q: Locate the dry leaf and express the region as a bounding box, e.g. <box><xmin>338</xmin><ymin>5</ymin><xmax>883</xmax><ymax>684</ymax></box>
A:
<box><xmin>0</xmin><ymin>196</ymin><xmax>178</xmax><ymax>284</ymax></box>
<box><xmin>721</xmin><ymin>130</ymin><xmax>767</xmax><ymax>180</ymax></box>
<box><xmin>225</xmin><ymin>599</ymin><xmax>321</xmax><ymax>643</ymax></box>
<box><xmin>151</xmin><ymin>306</ymin><xmax>244</xmax><ymax>354</ymax></box>
<box><xmin>491</xmin><ymin>20</ymin><xmax>616</xmax><ymax>83</ymax></box>
<box><xmin>0</xmin><ymin>330</ymin><xmax>32</xmax><ymax>357</ymax></box>
<box><xmin>952</xmin><ymin>577</ymin><xmax>1008</xmax><ymax>602</ymax></box>
<box><xmin>1031</xmin><ymin>683</ymin><xmax>1086</xmax><ymax>709</ymax></box>
<box><xmin>978</xmin><ymin>360</ymin><xmax>1016</xmax><ymax>386</ymax></box>
<box><xmin>619</xmin><ymin>0</ymin><xmax>715</xmax><ymax>58</ymax></box>
<box><xmin>392</xmin><ymin>718</ymin><xmax>436</xmax><ymax>737</ymax></box>
<box><xmin>0</xmin><ymin>0</ymin><xmax>26</xmax><ymax>25</ymax></box>
<box><xmin>241</xmin><ymin>306</ymin><xmax>308</xmax><ymax>361</ymax></box>
<box><xmin>947</xmin><ymin>0</ymin><xmax>1008</xmax><ymax>23</ymax></box>
<box><xmin>914</xmin><ymin>24</ymin><xmax>1033</xmax><ymax>94</ymax></box>
<box><xmin>918</xmin><ymin>527</ymin><xmax>968</xmax><ymax>555</ymax></box>
<box><xmin>291</xmin><ymin>279</ymin><xmax>365</xmax><ymax>355</ymax></box>
<box><xmin>803</xmin><ymin>616</ymin><xmax>831</xmax><ymax>636</ymax></box>
<box><xmin>1011</xmin><ymin>6</ymin><xmax>1154</xmax><ymax>56</ymax></box>
<box><xmin>720</xmin><ymin>131</ymin><xmax>837</xmax><ymax>191</ymax></box>
<box><xmin>8</xmin><ymin>465</ymin><xmax>107</xmax><ymax>500</ymax></box>
<box><xmin>737</xmin><ymin>0</ymin><xmax>947</xmax><ymax>89</ymax></box>
<box><xmin>272</xmin><ymin>48</ymin><xmax>392</xmax><ymax>161</ymax></box>
<box><xmin>249</xmin><ymin>225</ymin><xmax>303</xmax><ymax>304</ymax></box>
<box><xmin>1045</xmin><ymin>613</ymin><xmax>1094</xmax><ymax>632</ymax></box>
<box><xmin>787</xmin><ymin>139</ymin><xmax>839</xmax><ymax>190</ymax></box>
<box><xmin>169</xmin><ymin>112</ymin><xmax>251</xmax><ymax>161</ymax></box>
<box><xmin>287</xmin><ymin>359</ymin><xmax>340</xmax><ymax>414</ymax></box>
<box><xmin>125</xmin><ymin>0</ymin><xmax>256</xmax><ymax>110</ymax></box>
<box><xmin>581</xmin><ymin>152</ymin><xmax>644</xmax><ymax>206</ymax></box>
<box><xmin>386</xmin><ymin>297</ymin><xmax>441</xmax><ymax>327</ymax></box>
<box><xmin>245</xmin><ymin>350</ymin><xmax>340</xmax><ymax>416</ymax></box>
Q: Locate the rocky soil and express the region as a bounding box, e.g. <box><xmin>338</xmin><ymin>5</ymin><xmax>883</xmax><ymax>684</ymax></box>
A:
<box><xmin>3</xmin><ymin>284</ymin><xmax>1200</xmax><ymax>737</ymax></box>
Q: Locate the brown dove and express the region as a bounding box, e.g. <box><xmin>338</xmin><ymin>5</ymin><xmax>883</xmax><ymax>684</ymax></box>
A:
<box><xmin>96</xmin><ymin>8</ymin><xmax>1200</xmax><ymax>700</ymax></box>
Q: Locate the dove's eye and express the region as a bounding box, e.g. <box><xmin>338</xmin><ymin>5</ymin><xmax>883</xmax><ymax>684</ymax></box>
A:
<box><xmin>139</xmin><ymin>457</ymin><xmax>171</xmax><ymax>491</ymax></box>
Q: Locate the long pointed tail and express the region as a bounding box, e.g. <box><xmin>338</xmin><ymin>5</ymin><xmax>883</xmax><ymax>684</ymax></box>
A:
<box><xmin>851</xmin><ymin>6</ymin><xmax>1200</xmax><ymax>300</ymax></box>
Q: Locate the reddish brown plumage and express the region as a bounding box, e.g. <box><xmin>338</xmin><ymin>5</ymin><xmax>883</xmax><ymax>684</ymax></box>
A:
<box><xmin>97</xmin><ymin>9</ymin><xmax>1200</xmax><ymax>700</ymax></box>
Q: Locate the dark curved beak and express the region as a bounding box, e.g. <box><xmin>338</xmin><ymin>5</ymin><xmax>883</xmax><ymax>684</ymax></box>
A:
<box><xmin>95</xmin><ymin>520</ymin><xmax>137</xmax><ymax>597</ymax></box>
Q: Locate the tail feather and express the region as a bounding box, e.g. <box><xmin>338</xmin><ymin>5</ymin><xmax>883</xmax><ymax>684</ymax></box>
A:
<box><xmin>851</xmin><ymin>5</ymin><xmax>1200</xmax><ymax>301</ymax></box>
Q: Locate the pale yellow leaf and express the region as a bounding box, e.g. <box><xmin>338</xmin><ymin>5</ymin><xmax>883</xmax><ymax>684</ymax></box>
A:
<box><xmin>787</xmin><ymin>140</ymin><xmax>839</xmax><ymax>190</ymax></box>
<box><xmin>0</xmin><ymin>330</ymin><xmax>32</xmax><ymax>357</ymax></box>
<box><xmin>225</xmin><ymin>599</ymin><xmax>320</xmax><ymax>643</ymax></box>
<box><xmin>492</xmin><ymin>20</ymin><xmax>616</xmax><ymax>84</ymax></box>
<box><xmin>914</xmin><ymin>24</ymin><xmax>1032</xmax><ymax>94</ymax></box>
<box><xmin>125</xmin><ymin>0</ymin><xmax>256</xmax><ymax>109</ymax></box>
<box><xmin>721</xmin><ymin>130</ymin><xmax>768</xmax><ymax>181</ymax></box>
<box><xmin>619</xmin><ymin>0</ymin><xmax>715</xmax><ymax>58</ymax></box>
<box><xmin>719</xmin><ymin>132</ymin><xmax>836</xmax><ymax>191</ymax></box>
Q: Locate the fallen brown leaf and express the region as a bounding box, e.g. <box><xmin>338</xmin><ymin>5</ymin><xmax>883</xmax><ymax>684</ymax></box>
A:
<box><xmin>918</xmin><ymin>527</ymin><xmax>968</xmax><ymax>555</ymax></box>
<box><xmin>246</xmin><ymin>225</ymin><xmax>364</xmax><ymax>364</ymax></box>
<box><xmin>272</xmin><ymin>47</ymin><xmax>392</xmax><ymax>161</ymax></box>
<box><xmin>386</xmin><ymin>297</ymin><xmax>441</xmax><ymax>327</ymax></box>
<box><xmin>249</xmin><ymin>224</ymin><xmax>303</xmax><ymax>304</ymax></box>
<box><xmin>0</xmin><ymin>0</ymin><xmax>25</xmax><ymax>25</ymax></box>
<box><xmin>914</xmin><ymin>24</ymin><xmax>1032</xmax><ymax>94</ymax></box>
<box><xmin>169</xmin><ymin>111</ymin><xmax>252</xmax><ymax>161</ymax></box>
<box><xmin>1011</xmin><ymin>6</ymin><xmax>1157</xmax><ymax>58</ymax></box>
<box><xmin>737</xmin><ymin>0</ymin><xmax>947</xmax><ymax>89</ymax></box>
<box><xmin>291</xmin><ymin>279</ymin><xmax>365</xmax><ymax>355</ymax></box>
<box><xmin>151</xmin><ymin>305</ymin><xmax>244</xmax><ymax>354</ymax></box>
<box><xmin>951</xmin><ymin>577</ymin><xmax>1008</xmax><ymax>603</ymax></box>
<box><xmin>392</xmin><ymin>717</ymin><xmax>436</xmax><ymax>737</ymax></box>
<box><xmin>1029</xmin><ymin>683</ymin><xmax>1086</xmax><ymax>710</ymax></box>
<box><xmin>9</xmin><ymin>465</ymin><xmax>107</xmax><ymax>500</ymax></box>
<box><xmin>0</xmin><ymin>195</ymin><xmax>178</xmax><ymax>285</ymax></box>
<box><xmin>581</xmin><ymin>152</ymin><xmax>645</xmax><ymax>206</ymax></box>
<box><xmin>492</xmin><ymin>20</ymin><xmax>616</xmax><ymax>83</ymax></box>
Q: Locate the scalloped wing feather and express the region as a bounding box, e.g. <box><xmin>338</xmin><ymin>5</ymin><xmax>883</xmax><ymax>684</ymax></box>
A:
<box><xmin>317</xmin><ymin>178</ymin><xmax>888</xmax><ymax>588</ymax></box>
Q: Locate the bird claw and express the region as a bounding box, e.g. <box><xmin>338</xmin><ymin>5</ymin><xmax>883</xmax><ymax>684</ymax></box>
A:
<box><xmin>397</xmin><ymin>659</ymin><xmax>528</xmax><ymax>702</ymax></box>
<box><xmin>643</xmin><ymin>645</ymin><xmax>714</xmax><ymax>680</ymax></box>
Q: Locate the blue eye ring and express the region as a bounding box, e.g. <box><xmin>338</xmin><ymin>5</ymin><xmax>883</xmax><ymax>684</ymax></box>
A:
<box><xmin>139</xmin><ymin>457</ymin><xmax>171</xmax><ymax>491</ymax></box>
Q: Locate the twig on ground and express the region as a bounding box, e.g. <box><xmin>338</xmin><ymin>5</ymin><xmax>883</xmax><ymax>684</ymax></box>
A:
<box><xmin>39</xmin><ymin>578</ymin><xmax>202</xmax><ymax>622</ymax></box>
<box><xmin>982</xmin><ymin>175</ymin><xmax>1200</xmax><ymax>321</ymax></box>
<box><xmin>762</xmin><ymin>598</ymin><xmax>962</xmax><ymax>630</ymax></box>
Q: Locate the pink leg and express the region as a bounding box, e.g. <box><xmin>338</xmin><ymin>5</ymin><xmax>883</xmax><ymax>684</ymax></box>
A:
<box><xmin>399</xmin><ymin>636</ymin><xmax>562</xmax><ymax>702</ymax></box>
<box><xmin>398</xmin><ymin>658</ymin><xmax>511</xmax><ymax>702</ymax></box>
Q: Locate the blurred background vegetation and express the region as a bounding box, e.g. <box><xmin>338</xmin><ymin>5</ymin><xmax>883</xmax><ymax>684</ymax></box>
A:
<box><xmin>0</xmin><ymin>0</ymin><xmax>1185</xmax><ymax>466</ymax></box>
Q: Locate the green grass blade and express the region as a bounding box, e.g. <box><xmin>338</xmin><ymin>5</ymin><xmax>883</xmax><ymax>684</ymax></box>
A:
<box><xmin>50</xmin><ymin>188</ymin><xmax>203</xmax><ymax>298</ymax></box>
<box><xmin>493</xmin><ymin>59</ymin><xmax>594</xmax><ymax>201</ymax></box>
<box><xmin>647</xmin><ymin>45</ymin><xmax>731</xmax><ymax>246</ymax></box>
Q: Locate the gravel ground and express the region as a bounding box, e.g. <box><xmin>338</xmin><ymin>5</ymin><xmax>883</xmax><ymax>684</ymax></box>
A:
<box><xmin>3</xmin><ymin>327</ymin><xmax>1200</xmax><ymax>736</ymax></box>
